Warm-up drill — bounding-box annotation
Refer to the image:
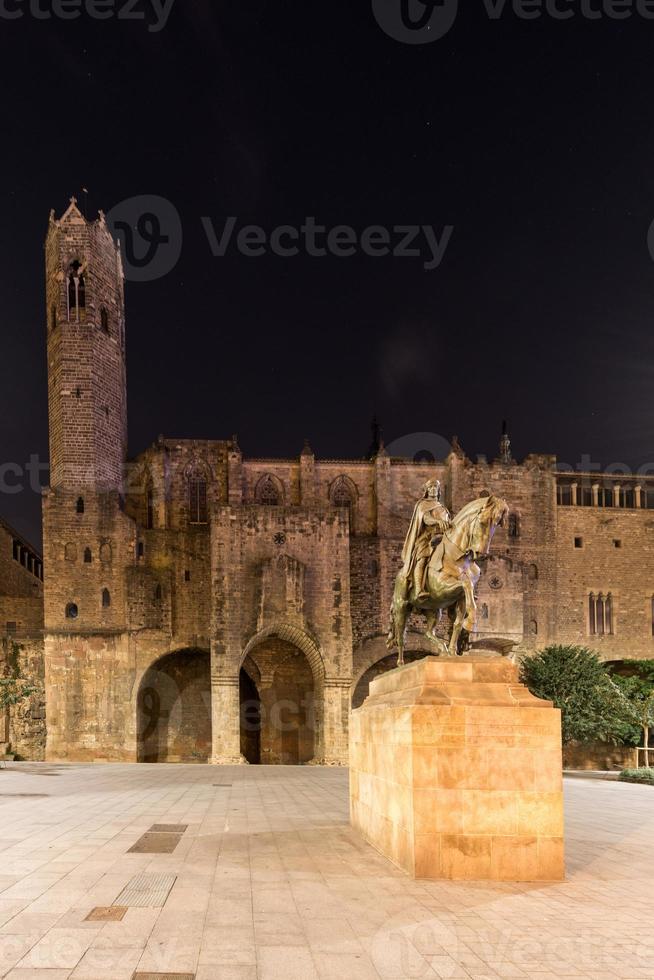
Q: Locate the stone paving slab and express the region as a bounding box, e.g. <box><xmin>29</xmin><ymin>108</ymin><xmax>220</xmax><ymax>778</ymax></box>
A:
<box><xmin>0</xmin><ymin>763</ymin><xmax>651</xmax><ymax>979</ymax></box>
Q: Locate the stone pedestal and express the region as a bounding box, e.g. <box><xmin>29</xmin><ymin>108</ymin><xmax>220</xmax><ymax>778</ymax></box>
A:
<box><xmin>349</xmin><ymin>655</ymin><xmax>564</xmax><ymax>881</ymax></box>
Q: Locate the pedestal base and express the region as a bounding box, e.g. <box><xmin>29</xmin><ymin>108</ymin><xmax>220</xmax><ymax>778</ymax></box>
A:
<box><xmin>349</xmin><ymin>655</ymin><xmax>564</xmax><ymax>880</ymax></box>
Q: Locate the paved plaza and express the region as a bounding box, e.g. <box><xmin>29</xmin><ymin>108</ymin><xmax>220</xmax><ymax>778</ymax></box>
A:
<box><xmin>0</xmin><ymin>765</ymin><xmax>652</xmax><ymax>980</ymax></box>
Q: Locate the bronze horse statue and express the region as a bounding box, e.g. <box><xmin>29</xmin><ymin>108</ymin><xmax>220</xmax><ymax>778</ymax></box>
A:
<box><xmin>387</xmin><ymin>494</ymin><xmax>509</xmax><ymax>664</ymax></box>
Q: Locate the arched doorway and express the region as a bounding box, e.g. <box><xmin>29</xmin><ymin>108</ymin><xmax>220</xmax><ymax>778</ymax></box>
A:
<box><xmin>137</xmin><ymin>649</ymin><xmax>211</xmax><ymax>762</ymax></box>
<box><xmin>243</xmin><ymin>637</ymin><xmax>316</xmax><ymax>764</ymax></box>
<box><xmin>240</xmin><ymin>667</ymin><xmax>261</xmax><ymax>764</ymax></box>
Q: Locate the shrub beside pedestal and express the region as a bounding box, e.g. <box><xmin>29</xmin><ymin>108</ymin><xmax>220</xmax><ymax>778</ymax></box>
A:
<box><xmin>349</xmin><ymin>655</ymin><xmax>564</xmax><ymax>880</ymax></box>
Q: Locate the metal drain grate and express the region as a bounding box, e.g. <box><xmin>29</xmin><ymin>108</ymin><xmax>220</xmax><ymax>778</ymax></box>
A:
<box><xmin>132</xmin><ymin>974</ymin><xmax>195</xmax><ymax>980</ymax></box>
<box><xmin>128</xmin><ymin>833</ymin><xmax>182</xmax><ymax>854</ymax></box>
<box><xmin>114</xmin><ymin>872</ymin><xmax>176</xmax><ymax>908</ymax></box>
<box><xmin>85</xmin><ymin>906</ymin><xmax>127</xmax><ymax>921</ymax></box>
<box><xmin>148</xmin><ymin>824</ymin><xmax>188</xmax><ymax>834</ymax></box>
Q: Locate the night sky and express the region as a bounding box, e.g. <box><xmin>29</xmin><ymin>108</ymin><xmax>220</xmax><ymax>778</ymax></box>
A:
<box><xmin>2</xmin><ymin>0</ymin><xmax>654</xmax><ymax>547</ymax></box>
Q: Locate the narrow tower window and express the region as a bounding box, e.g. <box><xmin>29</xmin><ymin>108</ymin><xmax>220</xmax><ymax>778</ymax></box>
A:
<box><xmin>67</xmin><ymin>260</ymin><xmax>86</xmax><ymax>321</ymax></box>
<box><xmin>84</xmin><ymin>547</ymin><xmax>92</xmax><ymax>563</ymax></box>
<box><xmin>146</xmin><ymin>486</ymin><xmax>154</xmax><ymax>530</ymax></box>
<box><xmin>76</xmin><ymin>497</ymin><xmax>85</xmax><ymax>514</ymax></box>
<box><xmin>100</xmin><ymin>307</ymin><xmax>109</xmax><ymax>334</ymax></box>
<box><xmin>102</xmin><ymin>588</ymin><xmax>111</xmax><ymax>608</ymax></box>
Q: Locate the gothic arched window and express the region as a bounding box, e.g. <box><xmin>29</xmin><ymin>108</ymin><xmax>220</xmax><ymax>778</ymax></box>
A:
<box><xmin>331</xmin><ymin>478</ymin><xmax>353</xmax><ymax>508</ymax></box>
<box><xmin>256</xmin><ymin>474</ymin><xmax>282</xmax><ymax>506</ymax></box>
<box><xmin>76</xmin><ymin>497</ymin><xmax>85</xmax><ymax>514</ymax></box>
<box><xmin>188</xmin><ymin>466</ymin><xmax>208</xmax><ymax>524</ymax></box>
<box><xmin>84</xmin><ymin>547</ymin><xmax>92</xmax><ymax>564</ymax></box>
<box><xmin>330</xmin><ymin>476</ymin><xmax>357</xmax><ymax>531</ymax></box>
<box><xmin>102</xmin><ymin>588</ymin><xmax>111</xmax><ymax>608</ymax></box>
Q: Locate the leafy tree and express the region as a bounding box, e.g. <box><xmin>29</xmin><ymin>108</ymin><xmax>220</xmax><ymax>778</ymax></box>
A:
<box><xmin>611</xmin><ymin>662</ymin><xmax>654</xmax><ymax>761</ymax></box>
<box><xmin>520</xmin><ymin>645</ymin><xmax>634</xmax><ymax>745</ymax></box>
<box><xmin>0</xmin><ymin>642</ymin><xmax>36</xmax><ymax>712</ymax></box>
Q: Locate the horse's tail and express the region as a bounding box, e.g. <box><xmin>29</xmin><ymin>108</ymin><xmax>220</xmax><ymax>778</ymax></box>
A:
<box><xmin>386</xmin><ymin>599</ymin><xmax>397</xmax><ymax>652</ymax></box>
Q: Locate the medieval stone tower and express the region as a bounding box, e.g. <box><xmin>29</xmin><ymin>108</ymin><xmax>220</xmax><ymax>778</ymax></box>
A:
<box><xmin>45</xmin><ymin>198</ymin><xmax>127</xmax><ymax>492</ymax></box>
<box><xmin>43</xmin><ymin>201</ymin><xmax>136</xmax><ymax>759</ymax></box>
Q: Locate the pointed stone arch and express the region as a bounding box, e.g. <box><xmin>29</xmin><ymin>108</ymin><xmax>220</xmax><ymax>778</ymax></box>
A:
<box><xmin>254</xmin><ymin>473</ymin><xmax>285</xmax><ymax>506</ymax></box>
<box><xmin>241</xmin><ymin>622</ymin><xmax>325</xmax><ymax>684</ymax></box>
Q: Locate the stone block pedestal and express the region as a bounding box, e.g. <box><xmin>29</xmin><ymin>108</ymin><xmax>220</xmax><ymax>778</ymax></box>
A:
<box><xmin>349</xmin><ymin>655</ymin><xmax>564</xmax><ymax>880</ymax></box>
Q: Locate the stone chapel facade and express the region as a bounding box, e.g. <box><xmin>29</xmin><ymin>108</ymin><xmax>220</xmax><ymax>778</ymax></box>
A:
<box><xmin>3</xmin><ymin>198</ymin><xmax>654</xmax><ymax>764</ymax></box>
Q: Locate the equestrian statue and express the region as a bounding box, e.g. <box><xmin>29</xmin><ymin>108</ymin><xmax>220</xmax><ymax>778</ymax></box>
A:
<box><xmin>387</xmin><ymin>479</ymin><xmax>509</xmax><ymax>665</ymax></box>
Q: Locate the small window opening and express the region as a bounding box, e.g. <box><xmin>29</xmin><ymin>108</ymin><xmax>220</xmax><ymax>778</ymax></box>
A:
<box><xmin>76</xmin><ymin>497</ymin><xmax>85</xmax><ymax>514</ymax></box>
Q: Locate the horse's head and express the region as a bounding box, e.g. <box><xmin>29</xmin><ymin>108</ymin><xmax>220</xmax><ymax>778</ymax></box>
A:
<box><xmin>452</xmin><ymin>494</ymin><xmax>509</xmax><ymax>559</ymax></box>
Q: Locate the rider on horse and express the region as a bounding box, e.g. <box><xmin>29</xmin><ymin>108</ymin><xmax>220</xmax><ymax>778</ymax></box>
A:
<box><xmin>400</xmin><ymin>479</ymin><xmax>452</xmax><ymax>603</ymax></box>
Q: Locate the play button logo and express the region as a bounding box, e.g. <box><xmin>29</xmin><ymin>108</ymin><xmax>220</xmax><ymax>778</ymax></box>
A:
<box><xmin>372</xmin><ymin>0</ymin><xmax>459</xmax><ymax>43</ymax></box>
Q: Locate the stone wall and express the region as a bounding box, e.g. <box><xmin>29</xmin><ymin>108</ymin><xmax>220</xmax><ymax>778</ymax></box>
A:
<box><xmin>563</xmin><ymin>740</ymin><xmax>638</xmax><ymax>771</ymax></box>
<box><xmin>555</xmin><ymin>505</ymin><xmax>654</xmax><ymax>660</ymax></box>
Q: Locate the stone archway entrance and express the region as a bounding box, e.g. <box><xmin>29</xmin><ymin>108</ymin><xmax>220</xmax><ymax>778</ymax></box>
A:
<box><xmin>242</xmin><ymin>637</ymin><xmax>316</xmax><ymax>764</ymax></box>
<box><xmin>137</xmin><ymin>649</ymin><xmax>211</xmax><ymax>762</ymax></box>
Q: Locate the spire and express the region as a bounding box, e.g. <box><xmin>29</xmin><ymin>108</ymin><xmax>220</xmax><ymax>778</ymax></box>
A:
<box><xmin>498</xmin><ymin>419</ymin><xmax>513</xmax><ymax>464</ymax></box>
<box><xmin>450</xmin><ymin>434</ymin><xmax>465</xmax><ymax>458</ymax></box>
<box><xmin>367</xmin><ymin>415</ymin><xmax>383</xmax><ymax>459</ymax></box>
<box><xmin>301</xmin><ymin>438</ymin><xmax>314</xmax><ymax>457</ymax></box>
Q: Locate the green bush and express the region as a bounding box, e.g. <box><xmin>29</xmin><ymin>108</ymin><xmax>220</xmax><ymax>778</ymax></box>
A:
<box><xmin>618</xmin><ymin>768</ymin><xmax>654</xmax><ymax>785</ymax></box>
<box><xmin>520</xmin><ymin>645</ymin><xmax>634</xmax><ymax>745</ymax></box>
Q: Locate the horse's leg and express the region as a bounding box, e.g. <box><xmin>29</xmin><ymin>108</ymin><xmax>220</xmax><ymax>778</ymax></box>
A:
<box><xmin>448</xmin><ymin>596</ymin><xmax>467</xmax><ymax>657</ymax></box>
<box><xmin>395</xmin><ymin>602</ymin><xmax>409</xmax><ymax>666</ymax></box>
<box><xmin>424</xmin><ymin>610</ymin><xmax>449</xmax><ymax>657</ymax></box>
<box><xmin>387</xmin><ymin>575</ymin><xmax>410</xmax><ymax>667</ymax></box>
<box><xmin>461</xmin><ymin>573</ymin><xmax>477</xmax><ymax>632</ymax></box>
